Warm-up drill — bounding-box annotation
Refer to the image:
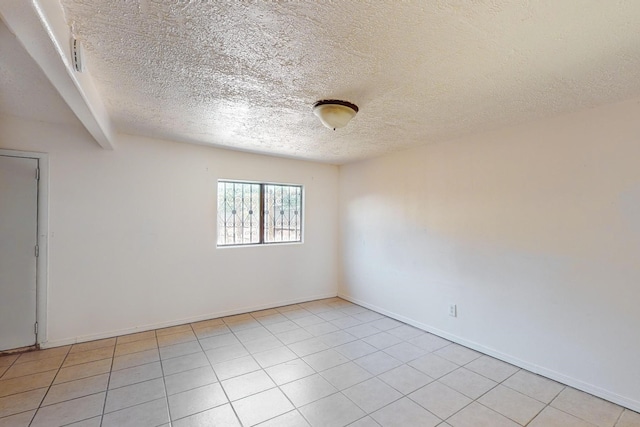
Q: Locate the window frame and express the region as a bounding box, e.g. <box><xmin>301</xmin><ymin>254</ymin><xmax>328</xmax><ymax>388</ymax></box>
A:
<box><xmin>216</xmin><ymin>179</ymin><xmax>304</xmax><ymax>247</ymax></box>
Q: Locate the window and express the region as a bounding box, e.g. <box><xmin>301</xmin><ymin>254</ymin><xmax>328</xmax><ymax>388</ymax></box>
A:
<box><xmin>217</xmin><ymin>180</ymin><xmax>303</xmax><ymax>246</ymax></box>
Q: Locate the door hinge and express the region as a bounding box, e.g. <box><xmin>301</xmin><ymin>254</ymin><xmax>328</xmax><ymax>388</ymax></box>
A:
<box><xmin>34</xmin><ymin>322</ymin><xmax>38</xmax><ymax>335</ymax></box>
<box><xmin>35</xmin><ymin>245</ymin><xmax>39</xmax><ymax>257</ymax></box>
<box><xmin>35</xmin><ymin>168</ymin><xmax>40</xmax><ymax>180</ymax></box>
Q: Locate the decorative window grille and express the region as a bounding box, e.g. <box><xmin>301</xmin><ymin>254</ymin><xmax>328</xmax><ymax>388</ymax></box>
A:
<box><xmin>217</xmin><ymin>180</ymin><xmax>303</xmax><ymax>246</ymax></box>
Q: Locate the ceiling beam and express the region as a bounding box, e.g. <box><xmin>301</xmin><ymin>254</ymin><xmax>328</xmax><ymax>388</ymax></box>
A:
<box><xmin>0</xmin><ymin>0</ymin><xmax>115</xmax><ymax>150</ymax></box>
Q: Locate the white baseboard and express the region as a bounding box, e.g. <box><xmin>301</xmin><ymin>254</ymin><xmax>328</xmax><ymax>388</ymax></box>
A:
<box><xmin>42</xmin><ymin>292</ymin><xmax>338</xmax><ymax>349</ymax></box>
<box><xmin>339</xmin><ymin>292</ymin><xmax>640</xmax><ymax>413</ymax></box>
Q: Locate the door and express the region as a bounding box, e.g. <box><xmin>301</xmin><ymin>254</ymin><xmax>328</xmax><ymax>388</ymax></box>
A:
<box><xmin>0</xmin><ymin>155</ymin><xmax>38</xmax><ymax>351</ymax></box>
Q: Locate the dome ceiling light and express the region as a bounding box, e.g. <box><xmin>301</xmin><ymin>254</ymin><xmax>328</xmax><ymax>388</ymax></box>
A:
<box><xmin>313</xmin><ymin>100</ymin><xmax>359</xmax><ymax>130</ymax></box>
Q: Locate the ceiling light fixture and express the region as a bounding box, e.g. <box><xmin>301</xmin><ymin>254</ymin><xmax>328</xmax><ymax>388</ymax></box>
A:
<box><xmin>313</xmin><ymin>100</ymin><xmax>359</xmax><ymax>130</ymax></box>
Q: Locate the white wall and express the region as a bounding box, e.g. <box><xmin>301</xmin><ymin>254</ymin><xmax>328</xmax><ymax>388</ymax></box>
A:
<box><xmin>0</xmin><ymin>115</ymin><xmax>339</xmax><ymax>346</ymax></box>
<box><xmin>338</xmin><ymin>98</ymin><xmax>640</xmax><ymax>411</ymax></box>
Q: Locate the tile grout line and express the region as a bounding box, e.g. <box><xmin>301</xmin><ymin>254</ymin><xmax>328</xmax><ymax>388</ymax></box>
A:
<box><xmin>97</xmin><ymin>342</ymin><xmax>116</xmax><ymax>427</ymax></box>
<box><xmin>155</xmin><ymin>328</ymin><xmax>175</xmax><ymax>427</ymax></box>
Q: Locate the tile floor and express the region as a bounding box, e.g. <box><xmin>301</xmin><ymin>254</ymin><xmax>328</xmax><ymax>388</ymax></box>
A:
<box><xmin>0</xmin><ymin>298</ymin><xmax>638</xmax><ymax>427</ymax></box>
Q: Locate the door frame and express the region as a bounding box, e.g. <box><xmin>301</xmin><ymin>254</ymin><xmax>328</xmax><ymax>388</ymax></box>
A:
<box><xmin>0</xmin><ymin>149</ymin><xmax>48</xmax><ymax>347</ymax></box>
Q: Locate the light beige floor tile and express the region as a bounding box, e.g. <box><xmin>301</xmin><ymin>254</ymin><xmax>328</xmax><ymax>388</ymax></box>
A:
<box><xmin>275</xmin><ymin>328</ymin><xmax>314</xmax><ymax>345</ymax></box>
<box><xmin>371</xmin><ymin>397</ymin><xmax>441</xmax><ymax>427</ymax></box>
<box><xmin>0</xmin><ymin>367</ymin><xmax>7</xmax><ymax>378</ymax></box>
<box><xmin>330</xmin><ymin>316</ymin><xmax>363</xmax><ymax>329</ymax></box>
<box><xmin>316</xmin><ymin>330</ymin><xmax>355</xmax><ymax>346</ymax></box>
<box><xmin>199</xmin><ymin>333</ymin><xmax>240</xmax><ymax>351</ymax></box>
<box><xmin>31</xmin><ymin>392</ymin><xmax>105</xmax><ymax>427</ymax></box>
<box><xmin>281</xmin><ymin>374</ymin><xmax>337</xmax><ymax>407</ymax></box>
<box><xmin>0</xmin><ymin>355</ymin><xmax>19</xmax><ymax>368</ymax></box>
<box><xmin>551</xmin><ymin>387</ymin><xmax>623</xmax><ymax>427</ymax></box>
<box><xmin>257</xmin><ymin>409</ymin><xmax>310</xmax><ymax>426</ymax></box>
<box><xmin>156</xmin><ymin>324</ymin><xmax>193</xmax><ymax>337</ymax></box>
<box><xmin>243</xmin><ymin>336</ymin><xmax>284</xmax><ymax>354</ymax></box>
<box><xmin>168</xmin><ymin>383</ymin><xmax>228</xmax><ymax>420</ymax></box>
<box><xmin>478</xmin><ymin>384</ymin><xmax>545</xmax><ymax>425</ymax></box>
<box><xmin>378</xmin><ymin>364</ymin><xmax>434</xmax><ymax>394</ymax></box>
<box><xmin>1</xmin><ymin>355</ymin><xmax>65</xmax><ymax>380</ymax></box>
<box><xmin>265</xmin><ymin>359</ymin><xmax>316</xmax><ymax>385</ymax></box>
<box><xmin>257</xmin><ymin>313</ymin><xmax>289</xmax><ymax>326</ymax></box>
<box><xmin>191</xmin><ymin>317</ymin><xmax>224</xmax><ymax>328</ymax></box>
<box><xmin>320</xmin><ymin>362</ymin><xmax>372</xmax><ymax>390</ymax></box>
<box><xmin>343</xmin><ymin>377</ymin><xmax>402</xmax><ymax>413</ymax></box>
<box><xmin>408</xmin><ymin>353</ymin><xmax>458</xmax><ymax>379</ymax></box>
<box><xmin>294</xmin><ymin>315</ymin><xmax>325</xmax><ymax>328</ymax></box>
<box><xmin>193</xmin><ymin>323</ymin><xmax>231</xmax><ymax>339</ymax></box>
<box><xmin>305</xmin><ymin>322</ymin><xmax>340</xmax><ymax>337</ymax></box>
<box><xmin>234</xmin><ymin>326</ymin><xmax>273</xmax><ymax>343</ymax></box>
<box><xmin>104</xmin><ymin>378</ymin><xmax>165</xmax><ymax>413</ymax></box>
<box><xmin>0</xmin><ymin>387</ymin><xmax>46</xmax><ymax>418</ymax></box>
<box><xmin>303</xmin><ymin>349</ymin><xmax>349</xmax><ymax>372</ymax></box>
<box><xmin>348</xmin><ymin>416</ymin><xmax>382</xmax><ymax>426</ymax></box>
<box><xmin>409</xmin><ymin>381</ymin><xmax>472</xmax><ymax>419</ymax></box>
<box><xmin>439</xmin><ymin>367</ymin><xmax>497</xmax><ymax>399</ymax></box>
<box><xmin>223</xmin><ymin>313</ymin><xmax>254</xmax><ymax>324</ymax></box>
<box><xmin>222</xmin><ymin>370</ymin><xmax>276</xmax><ymax>401</ymax></box>
<box><xmin>62</xmin><ymin>346</ymin><xmax>114</xmax><ymax>368</ymax></box>
<box><xmin>0</xmin><ymin>370</ymin><xmax>57</xmax><ymax>398</ymax></box>
<box><xmin>254</xmin><ymin>346</ymin><xmax>298</xmax><ymax>368</ymax></box>
<box><xmin>362</xmin><ymin>332</ymin><xmax>403</xmax><ymax>350</ymax></box>
<box><xmin>69</xmin><ymin>338</ymin><xmax>116</xmax><ymax>354</ymax></box>
<box><xmin>66</xmin><ymin>415</ymin><xmax>101</xmax><ymax>426</ymax></box>
<box><xmin>300</xmin><ymin>392</ymin><xmax>366</xmax><ymax>427</ymax></box>
<box><xmin>617</xmin><ymin>409</ymin><xmax>640</xmax><ymax>427</ymax></box>
<box><xmin>159</xmin><ymin>341</ymin><xmax>203</xmax><ymax>360</ymax></box>
<box><xmin>434</xmin><ymin>344</ymin><xmax>482</xmax><ymax>366</ymax></box>
<box><xmin>252</xmin><ymin>308</ymin><xmax>280</xmax><ymax>318</ymax></box>
<box><xmin>102</xmin><ymin>397</ymin><xmax>169</xmax><ymax>427</ymax></box>
<box><xmin>407</xmin><ymin>334</ymin><xmax>451</xmax><ymax>352</ymax></box>
<box><xmin>108</xmin><ymin>361</ymin><xmax>162</xmax><ymax>389</ymax></box>
<box><xmin>383</xmin><ymin>342</ymin><xmax>427</xmax><ymax>363</ymax></box>
<box><xmin>54</xmin><ymin>359</ymin><xmax>112</xmax><ymax>384</ymax></box>
<box><xmin>165</xmin><ymin>365</ymin><xmax>217</xmax><ymax>396</ymax></box>
<box><xmin>529</xmin><ymin>406</ymin><xmax>598</xmax><ymax>427</ymax></box>
<box><xmin>162</xmin><ymin>351</ymin><xmax>209</xmax><ymax>376</ymax></box>
<box><xmin>213</xmin><ymin>355</ymin><xmax>261</xmax><ymax>381</ymax></box>
<box><xmin>157</xmin><ymin>331</ymin><xmax>197</xmax><ymax>348</ymax></box>
<box><xmin>116</xmin><ymin>330</ymin><xmax>156</xmax><ymax>345</ymax></box>
<box><xmin>205</xmin><ymin>344</ymin><xmax>248</xmax><ymax>364</ymax></box>
<box><xmin>228</xmin><ymin>319</ymin><xmax>262</xmax><ymax>332</ymax></box>
<box><xmin>345</xmin><ymin>324</ymin><xmax>381</xmax><ymax>339</ymax></box>
<box><xmin>464</xmin><ymin>355</ymin><xmax>519</xmax><ymax>382</ymax></box>
<box><xmin>232</xmin><ymin>387</ymin><xmax>294</xmax><ymax>426</ymax></box>
<box><xmin>172</xmin><ymin>403</ymin><xmax>240</xmax><ymax>427</ymax></box>
<box><xmin>266</xmin><ymin>320</ymin><xmax>300</xmax><ymax>334</ymax></box>
<box><xmin>447</xmin><ymin>402</ymin><xmax>519</xmax><ymax>427</ymax></box>
<box><xmin>113</xmin><ymin>338</ymin><xmax>157</xmax><ymax>357</ymax></box>
<box><xmin>42</xmin><ymin>374</ymin><xmax>108</xmax><ymax>406</ymax></box>
<box><xmin>112</xmin><ymin>348</ymin><xmax>159</xmax><ymax>371</ymax></box>
<box><xmin>386</xmin><ymin>325</ymin><xmax>424</xmax><ymax>340</ymax></box>
<box><xmin>354</xmin><ymin>351</ymin><xmax>402</xmax><ymax>376</ymax></box>
<box><xmin>502</xmin><ymin>370</ymin><xmax>564</xmax><ymax>403</ymax></box>
<box><xmin>15</xmin><ymin>347</ymin><xmax>70</xmax><ymax>364</ymax></box>
<box><xmin>369</xmin><ymin>318</ymin><xmax>403</xmax><ymax>332</ymax></box>
<box><xmin>335</xmin><ymin>340</ymin><xmax>378</xmax><ymax>360</ymax></box>
<box><xmin>0</xmin><ymin>409</ymin><xmax>35</xmax><ymax>427</ymax></box>
<box><xmin>289</xmin><ymin>338</ymin><xmax>330</xmax><ymax>358</ymax></box>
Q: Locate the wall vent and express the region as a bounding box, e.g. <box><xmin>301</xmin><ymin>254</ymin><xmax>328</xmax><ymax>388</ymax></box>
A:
<box><xmin>71</xmin><ymin>36</ymin><xmax>84</xmax><ymax>72</ymax></box>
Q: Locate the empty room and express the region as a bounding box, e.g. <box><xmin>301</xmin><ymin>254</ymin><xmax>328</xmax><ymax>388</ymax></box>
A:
<box><xmin>0</xmin><ymin>1</ymin><xmax>639</xmax><ymax>426</ymax></box>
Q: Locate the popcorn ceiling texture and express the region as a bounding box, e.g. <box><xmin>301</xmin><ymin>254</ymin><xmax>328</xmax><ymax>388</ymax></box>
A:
<box><xmin>59</xmin><ymin>1</ymin><xmax>640</xmax><ymax>163</ymax></box>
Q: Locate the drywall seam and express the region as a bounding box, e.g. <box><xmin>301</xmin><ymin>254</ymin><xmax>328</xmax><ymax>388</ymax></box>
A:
<box><xmin>41</xmin><ymin>292</ymin><xmax>338</xmax><ymax>349</ymax></box>
<box><xmin>338</xmin><ymin>292</ymin><xmax>640</xmax><ymax>413</ymax></box>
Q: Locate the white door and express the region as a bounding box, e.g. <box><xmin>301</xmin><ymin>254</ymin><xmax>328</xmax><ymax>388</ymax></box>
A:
<box><xmin>0</xmin><ymin>155</ymin><xmax>38</xmax><ymax>351</ymax></box>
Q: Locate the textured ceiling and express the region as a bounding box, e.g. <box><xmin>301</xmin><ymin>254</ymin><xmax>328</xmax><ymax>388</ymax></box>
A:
<box><xmin>53</xmin><ymin>1</ymin><xmax>640</xmax><ymax>162</ymax></box>
<box><xmin>0</xmin><ymin>20</ymin><xmax>78</xmax><ymax>126</ymax></box>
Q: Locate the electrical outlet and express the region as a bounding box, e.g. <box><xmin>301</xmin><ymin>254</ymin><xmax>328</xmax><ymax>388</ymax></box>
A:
<box><xmin>449</xmin><ymin>304</ymin><xmax>457</xmax><ymax>317</ymax></box>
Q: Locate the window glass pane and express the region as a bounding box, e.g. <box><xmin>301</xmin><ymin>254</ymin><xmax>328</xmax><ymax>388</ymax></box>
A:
<box><xmin>217</xmin><ymin>181</ymin><xmax>260</xmax><ymax>245</ymax></box>
<box><xmin>264</xmin><ymin>184</ymin><xmax>302</xmax><ymax>243</ymax></box>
